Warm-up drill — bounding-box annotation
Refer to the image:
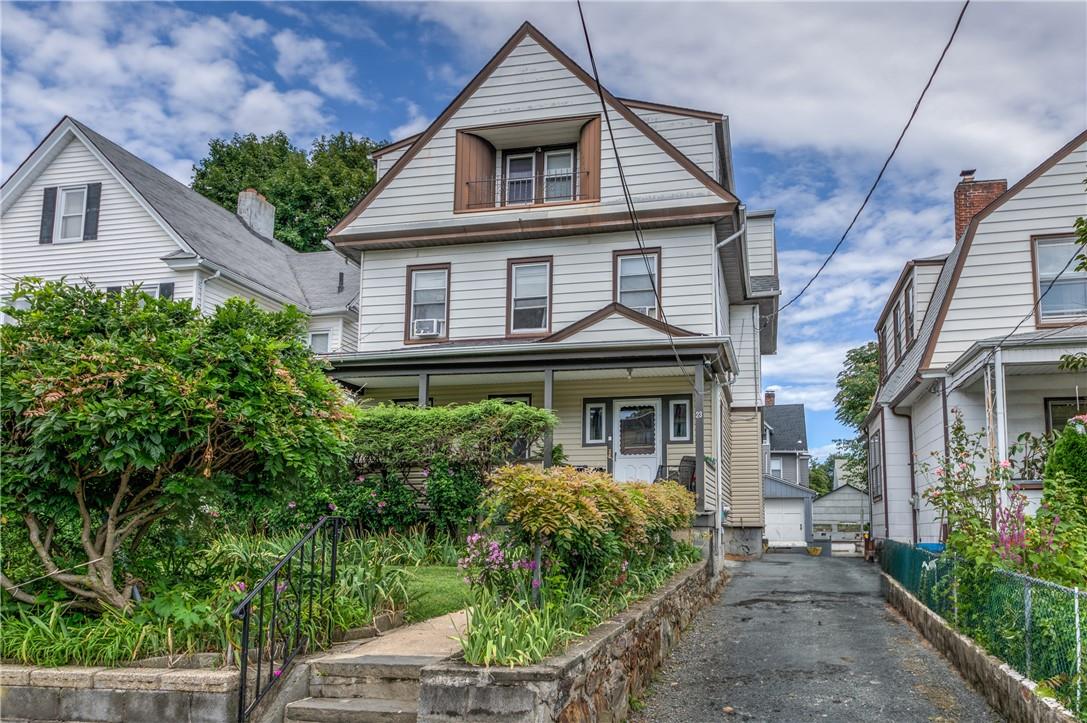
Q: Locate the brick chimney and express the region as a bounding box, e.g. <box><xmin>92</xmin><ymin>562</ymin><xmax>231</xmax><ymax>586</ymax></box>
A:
<box><xmin>953</xmin><ymin>170</ymin><xmax>1006</xmax><ymax>241</ymax></box>
<box><xmin>764</xmin><ymin>390</ymin><xmax>776</xmax><ymax>407</ymax></box>
<box><xmin>237</xmin><ymin>188</ymin><xmax>275</xmax><ymax>241</ymax></box>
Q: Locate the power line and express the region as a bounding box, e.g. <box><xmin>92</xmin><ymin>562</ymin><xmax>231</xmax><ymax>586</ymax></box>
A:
<box><xmin>765</xmin><ymin>0</ymin><xmax>971</xmax><ymax>324</ymax></box>
<box><xmin>576</xmin><ymin>0</ymin><xmax>700</xmax><ymax>393</ymax></box>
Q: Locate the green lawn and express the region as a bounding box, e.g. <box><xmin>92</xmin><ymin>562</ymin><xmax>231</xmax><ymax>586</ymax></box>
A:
<box><xmin>403</xmin><ymin>566</ymin><xmax>469</xmax><ymax>622</ymax></box>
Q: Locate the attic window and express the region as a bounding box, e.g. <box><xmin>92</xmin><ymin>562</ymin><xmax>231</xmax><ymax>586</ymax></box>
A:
<box><xmin>56</xmin><ymin>186</ymin><xmax>87</xmax><ymax>242</ymax></box>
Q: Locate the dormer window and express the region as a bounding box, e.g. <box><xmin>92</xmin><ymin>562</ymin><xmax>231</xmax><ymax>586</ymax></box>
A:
<box><xmin>453</xmin><ymin>116</ymin><xmax>601</xmax><ymax>212</ymax></box>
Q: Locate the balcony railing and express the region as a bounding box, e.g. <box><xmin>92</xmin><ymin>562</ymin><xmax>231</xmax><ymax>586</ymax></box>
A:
<box><xmin>464</xmin><ymin>171</ymin><xmax>591</xmax><ymax>209</ymax></box>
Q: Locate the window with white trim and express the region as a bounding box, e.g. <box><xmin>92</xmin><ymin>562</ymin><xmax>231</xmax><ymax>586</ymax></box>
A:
<box><xmin>409</xmin><ymin>267</ymin><xmax>449</xmax><ymax>339</ymax></box>
<box><xmin>308</xmin><ymin>331</ymin><xmax>330</xmax><ymax>353</ymax></box>
<box><xmin>869</xmin><ymin>431</ymin><xmax>883</xmax><ymax>499</ymax></box>
<box><xmin>543</xmin><ymin>149</ymin><xmax>574</xmax><ymax>201</ymax></box>
<box><xmin>1036</xmin><ymin>237</ymin><xmax>1087</xmax><ymax>320</ymax></box>
<box><xmin>584</xmin><ymin>402</ymin><xmax>606</xmax><ymax>445</ymax></box>
<box><xmin>56</xmin><ymin>186</ymin><xmax>87</xmax><ymax>242</ymax></box>
<box><xmin>617</xmin><ymin>253</ymin><xmax>658</xmax><ymax>318</ymax></box>
<box><xmin>505</xmin><ymin>153</ymin><xmax>535</xmax><ymax>205</ymax></box>
<box><xmin>668</xmin><ymin>399</ymin><xmax>690</xmax><ymax>442</ymax></box>
<box><xmin>510</xmin><ymin>261</ymin><xmax>550</xmax><ymax>333</ymax></box>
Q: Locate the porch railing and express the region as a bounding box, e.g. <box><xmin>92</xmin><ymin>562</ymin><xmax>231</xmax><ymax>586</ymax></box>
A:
<box><xmin>231</xmin><ymin>516</ymin><xmax>343</xmax><ymax>722</ymax></box>
<box><xmin>464</xmin><ymin>171</ymin><xmax>591</xmax><ymax>209</ymax></box>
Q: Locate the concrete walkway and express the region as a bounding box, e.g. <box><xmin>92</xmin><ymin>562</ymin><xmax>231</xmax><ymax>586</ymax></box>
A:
<box><xmin>325</xmin><ymin>609</ymin><xmax>467</xmax><ymax>660</ymax></box>
<box><xmin>634</xmin><ymin>554</ymin><xmax>1002</xmax><ymax>723</ymax></box>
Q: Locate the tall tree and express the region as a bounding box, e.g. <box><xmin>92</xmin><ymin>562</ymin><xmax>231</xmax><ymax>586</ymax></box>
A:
<box><xmin>191</xmin><ymin>131</ymin><xmax>380</xmax><ymax>252</ymax></box>
<box><xmin>832</xmin><ymin>341</ymin><xmax>880</xmax><ymax>491</ymax></box>
<box><xmin>808</xmin><ymin>458</ymin><xmax>833</xmax><ymax>496</ymax></box>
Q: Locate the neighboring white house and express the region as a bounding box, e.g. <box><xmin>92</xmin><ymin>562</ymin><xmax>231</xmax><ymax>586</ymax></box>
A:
<box><xmin>324</xmin><ymin>22</ymin><xmax>781</xmax><ymax>561</ymax></box>
<box><xmin>866</xmin><ymin>130</ymin><xmax>1087</xmax><ymax>545</ymax></box>
<box><xmin>0</xmin><ymin>117</ymin><xmax>360</xmax><ymax>352</ymax></box>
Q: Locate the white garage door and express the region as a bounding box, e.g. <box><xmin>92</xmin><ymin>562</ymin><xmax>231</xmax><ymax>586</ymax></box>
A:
<box><xmin>765</xmin><ymin>498</ymin><xmax>806</xmax><ymax>547</ymax></box>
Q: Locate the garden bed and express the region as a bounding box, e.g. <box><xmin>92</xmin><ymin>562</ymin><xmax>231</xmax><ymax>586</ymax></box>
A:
<box><xmin>418</xmin><ymin>559</ymin><xmax>725</xmax><ymax>723</ymax></box>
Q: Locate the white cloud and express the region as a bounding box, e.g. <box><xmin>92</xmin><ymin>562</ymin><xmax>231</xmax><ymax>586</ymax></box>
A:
<box><xmin>390</xmin><ymin>101</ymin><xmax>430</xmax><ymax>140</ymax></box>
<box><xmin>0</xmin><ymin>3</ymin><xmax>350</xmax><ymax>182</ymax></box>
<box><xmin>271</xmin><ymin>29</ymin><xmax>364</xmax><ymax>104</ymax></box>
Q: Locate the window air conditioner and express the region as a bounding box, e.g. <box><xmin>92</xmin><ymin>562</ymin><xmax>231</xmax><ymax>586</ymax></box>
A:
<box><xmin>631</xmin><ymin>306</ymin><xmax>655</xmax><ymax>317</ymax></box>
<box><xmin>413</xmin><ymin>318</ymin><xmax>442</xmax><ymax>337</ymax></box>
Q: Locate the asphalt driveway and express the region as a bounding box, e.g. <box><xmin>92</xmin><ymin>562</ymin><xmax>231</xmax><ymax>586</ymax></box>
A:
<box><xmin>634</xmin><ymin>553</ymin><xmax>1001</xmax><ymax>723</ymax></box>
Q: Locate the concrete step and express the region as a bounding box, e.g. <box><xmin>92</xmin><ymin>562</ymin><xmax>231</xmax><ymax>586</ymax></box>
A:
<box><xmin>285</xmin><ymin>696</ymin><xmax>417</xmax><ymax>723</ymax></box>
<box><xmin>309</xmin><ymin>672</ymin><xmax>419</xmax><ymax>701</ymax></box>
<box><xmin>310</xmin><ymin>654</ymin><xmax>443</xmax><ymax>681</ymax></box>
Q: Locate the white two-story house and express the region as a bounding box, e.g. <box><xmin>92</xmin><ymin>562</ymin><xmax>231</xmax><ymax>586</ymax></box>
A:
<box><xmin>0</xmin><ymin>117</ymin><xmax>360</xmax><ymax>352</ymax></box>
<box><xmin>326</xmin><ymin>22</ymin><xmax>780</xmax><ymax>559</ymax></box>
<box><xmin>866</xmin><ymin>130</ymin><xmax>1087</xmax><ymax>545</ymax></box>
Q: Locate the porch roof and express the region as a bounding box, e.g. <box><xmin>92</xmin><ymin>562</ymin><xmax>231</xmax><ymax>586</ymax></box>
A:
<box><xmin>945</xmin><ymin>327</ymin><xmax>1087</xmax><ymax>391</ymax></box>
<box><xmin>326</xmin><ymin>336</ymin><xmax>736</xmax><ymax>378</ymax></box>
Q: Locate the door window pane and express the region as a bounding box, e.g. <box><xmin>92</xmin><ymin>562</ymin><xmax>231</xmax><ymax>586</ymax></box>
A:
<box><xmin>618</xmin><ymin>254</ymin><xmax>658</xmax><ymax>316</ymax></box>
<box><xmin>618</xmin><ymin>405</ymin><xmax>655</xmax><ymax>455</ymax></box>
<box><xmin>506</xmin><ymin>155</ymin><xmax>535</xmax><ymax>205</ymax></box>
<box><xmin>511</xmin><ymin>262</ymin><xmax>549</xmax><ymax>331</ymax></box>
<box><xmin>544</xmin><ymin>150</ymin><xmax>573</xmax><ymax>201</ymax></box>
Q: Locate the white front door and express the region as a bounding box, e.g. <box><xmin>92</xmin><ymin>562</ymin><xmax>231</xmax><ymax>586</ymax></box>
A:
<box><xmin>612</xmin><ymin>399</ymin><xmax>661</xmax><ymax>482</ymax></box>
<box><xmin>765</xmin><ymin>498</ymin><xmax>807</xmax><ymax>547</ymax></box>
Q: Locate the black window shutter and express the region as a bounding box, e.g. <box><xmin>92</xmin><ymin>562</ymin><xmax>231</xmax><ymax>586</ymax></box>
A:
<box><xmin>157</xmin><ymin>282</ymin><xmax>175</xmax><ymax>299</ymax></box>
<box><xmin>83</xmin><ymin>183</ymin><xmax>102</xmax><ymax>240</ymax></box>
<box><xmin>39</xmin><ymin>187</ymin><xmax>58</xmax><ymax>244</ymax></box>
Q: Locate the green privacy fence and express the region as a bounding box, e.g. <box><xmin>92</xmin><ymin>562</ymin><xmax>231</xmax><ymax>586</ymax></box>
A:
<box><xmin>881</xmin><ymin>540</ymin><xmax>1085</xmax><ymax>720</ymax></box>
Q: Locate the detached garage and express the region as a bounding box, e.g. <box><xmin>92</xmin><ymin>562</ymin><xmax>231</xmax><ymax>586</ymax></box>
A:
<box><xmin>763</xmin><ymin>475</ymin><xmax>815</xmax><ymax>548</ymax></box>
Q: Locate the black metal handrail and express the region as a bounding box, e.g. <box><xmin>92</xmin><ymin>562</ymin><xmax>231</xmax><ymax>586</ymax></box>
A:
<box><xmin>465</xmin><ymin>170</ymin><xmax>591</xmax><ymax>209</ymax></box>
<box><xmin>231</xmin><ymin>515</ymin><xmax>343</xmax><ymax>722</ymax></box>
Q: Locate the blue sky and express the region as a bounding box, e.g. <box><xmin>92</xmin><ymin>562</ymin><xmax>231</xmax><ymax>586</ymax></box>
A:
<box><xmin>2</xmin><ymin>1</ymin><xmax>1085</xmax><ymax>457</ymax></box>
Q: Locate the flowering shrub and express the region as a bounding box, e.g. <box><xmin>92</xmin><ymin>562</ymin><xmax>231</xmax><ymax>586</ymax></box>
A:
<box><xmin>1043</xmin><ymin>414</ymin><xmax>1087</xmax><ymax>509</ymax></box>
<box><xmin>457</xmin><ymin>532</ymin><xmax>539</xmax><ymax>599</ymax></box>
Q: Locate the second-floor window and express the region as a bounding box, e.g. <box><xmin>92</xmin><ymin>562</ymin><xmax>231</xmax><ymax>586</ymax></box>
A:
<box><xmin>407</xmin><ymin>265</ymin><xmax>450</xmax><ymax>341</ymax></box>
<box><xmin>57</xmin><ymin>186</ymin><xmax>87</xmax><ymax>242</ymax></box>
<box><xmin>868</xmin><ymin>431</ymin><xmax>883</xmax><ymax>499</ymax></box>
<box><xmin>770</xmin><ymin>456</ymin><xmax>783</xmax><ymax>477</ymax></box>
<box><xmin>892</xmin><ymin>302</ymin><xmax>903</xmax><ymax>359</ymax></box>
<box><xmin>1035</xmin><ymin>236</ymin><xmax>1087</xmax><ymax>321</ymax></box>
<box><xmin>904</xmin><ymin>281</ymin><xmax>915</xmax><ymax>344</ymax></box>
<box><xmin>615</xmin><ymin>249</ymin><xmax>661</xmax><ymax>318</ymax></box>
<box><xmin>308</xmin><ymin>331</ymin><xmax>330</xmax><ymax>353</ymax></box>
<box><xmin>508</xmin><ymin>258</ymin><xmax>551</xmax><ymax>335</ymax></box>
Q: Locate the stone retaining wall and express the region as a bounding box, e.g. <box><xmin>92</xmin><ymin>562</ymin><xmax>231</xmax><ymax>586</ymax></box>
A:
<box><xmin>881</xmin><ymin>572</ymin><xmax>1077</xmax><ymax>723</ymax></box>
<box><xmin>418</xmin><ymin>559</ymin><xmax>726</xmax><ymax>723</ymax></box>
<box><xmin>0</xmin><ymin>609</ymin><xmax>403</xmax><ymax>723</ymax></box>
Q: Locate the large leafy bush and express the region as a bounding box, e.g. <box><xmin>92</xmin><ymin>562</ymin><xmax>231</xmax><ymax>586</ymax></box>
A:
<box><xmin>1043</xmin><ymin>414</ymin><xmax>1087</xmax><ymax>508</ymax></box>
<box><xmin>0</xmin><ymin>280</ymin><xmax>352</xmax><ymax>610</ymax></box>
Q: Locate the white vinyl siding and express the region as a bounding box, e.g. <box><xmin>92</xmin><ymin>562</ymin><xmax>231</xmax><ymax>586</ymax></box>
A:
<box><xmin>745</xmin><ymin>213</ymin><xmax>776</xmax><ymax>277</ymax></box>
<box><xmin>913</xmin><ymin>263</ymin><xmax>942</xmax><ymax>332</ymax></box>
<box><xmin>200</xmin><ymin>275</ymin><xmax>281</xmax><ymax>314</ymax></box>
<box><xmin>930</xmin><ymin>143</ymin><xmax>1087</xmax><ymax>367</ymax></box>
<box><xmin>339</xmin><ymin>35</ymin><xmax>722</xmax><ymax>236</ymax></box>
<box><xmin>0</xmin><ymin>136</ymin><xmax>192</xmax><ymax>300</ymax></box>
<box><xmin>629</xmin><ymin>106</ymin><xmax>718</xmax><ymax>179</ymax></box>
<box><xmin>341</xmin><ymin>314</ymin><xmax>359</xmax><ymax>352</ymax></box>
<box><xmin>375</xmin><ymin>144</ymin><xmax>411</xmax><ymax>180</ymax></box>
<box><xmin>357</xmin><ymin>225</ymin><xmax>716</xmax><ymax>351</ymax></box>
<box><xmin>728</xmin><ymin>303</ymin><xmax>761</xmax><ymax>406</ymax></box>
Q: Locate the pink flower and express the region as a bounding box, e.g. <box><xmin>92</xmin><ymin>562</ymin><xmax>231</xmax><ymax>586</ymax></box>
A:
<box><xmin>327</xmin><ymin>502</ymin><xmax>337</xmax><ymax>511</ymax></box>
<box><xmin>287</xmin><ymin>500</ymin><xmax>297</xmax><ymax>510</ymax></box>
<box><xmin>999</xmin><ymin>459</ymin><xmax>1011</xmax><ymax>470</ymax></box>
<box><xmin>230</xmin><ymin>581</ymin><xmax>247</xmax><ymax>594</ymax></box>
<box><xmin>273</xmin><ymin>668</ymin><xmax>282</xmax><ymax>678</ymax></box>
<box><xmin>935</xmin><ymin>467</ymin><xmax>944</xmax><ymax>477</ymax></box>
<box><xmin>531</xmin><ymin>578</ymin><xmax>541</xmax><ymax>590</ymax></box>
<box><xmin>377</xmin><ymin>500</ymin><xmax>386</xmax><ymax>509</ymax></box>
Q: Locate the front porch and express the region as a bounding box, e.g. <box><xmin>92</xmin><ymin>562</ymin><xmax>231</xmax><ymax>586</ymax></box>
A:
<box><xmin>329</xmin><ymin>338</ymin><xmax>733</xmax><ymax>523</ymax></box>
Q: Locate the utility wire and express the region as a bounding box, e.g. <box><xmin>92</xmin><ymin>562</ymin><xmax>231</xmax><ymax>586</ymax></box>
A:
<box><xmin>576</xmin><ymin>0</ymin><xmax>700</xmax><ymax>393</ymax></box>
<box><xmin>764</xmin><ymin>0</ymin><xmax>971</xmax><ymax>325</ymax></box>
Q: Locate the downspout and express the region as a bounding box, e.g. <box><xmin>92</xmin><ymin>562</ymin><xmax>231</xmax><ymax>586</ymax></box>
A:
<box><xmin>197</xmin><ymin>269</ymin><xmax>221</xmax><ymax>314</ymax></box>
<box><xmin>940</xmin><ymin>377</ymin><xmax>950</xmax><ymax>543</ymax></box>
<box><xmin>713</xmin><ymin>222</ymin><xmax>745</xmax><ymax>337</ymax></box>
<box><xmin>356</xmin><ymin>251</ymin><xmax>365</xmax><ymax>351</ymax></box>
<box><xmin>890</xmin><ymin>405</ymin><xmax>918</xmax><ymax>544</ymax></box>
<box><xmin>880</xmin><ymin>407</ymin><xmax>890</xmax><ymax>540</ymax></box>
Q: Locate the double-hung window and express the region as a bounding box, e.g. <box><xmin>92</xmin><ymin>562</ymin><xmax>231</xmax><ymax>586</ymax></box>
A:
<box><xmin>669</xmin><ymin>399</ymin><xmax>691</xmax><ymax>442</ymax></box>
<box><xmin>869</xmin><ymin>431</ymin><xmax>883</xmax><ymax>499</ymax></box>
<box><xmin>904</xmin><ymin>281</ymin><xmax>915</xmax><ymax>344</ymax></box>
<box><xmin>615</xmin><ymin>250</ymin><xmax>660</xmax><ymax>318</ymax></box>
<box><xmin>57</xmin><ymin>186</ymin><xmax>87</xmax><ymax>242</ymax></box>
<box><xmin>1035</xmin><ymin>236</ymin><xmax>1087</xmax><ymax>321</ymax></box>
<box><xmin>505</xmin><ymin>154</ymin><xmax>535</xmax><ymax>205</ymax></box>
<box><xmin>892</xmin><ymin>302</ymin><xmax>903</xmax><ymax>359</ymax></box>
<box><xmin>770</xmin><ymin>456</ymin><xmax>783</xmax><ymax>478</ymax></box>
<box><xmin>584</xmin><ymin>401</ymin><xmax>606</xmax><ymax>445</ymax></box>
<box><xmin>408</xmin><ymin>265</ymin><xmax>450</xmax><ymax>341</ymax></box>
<box><xmin>508</xmin><ymin>259</ymin><xmax>551</xmax><ymax>334</ymax></box>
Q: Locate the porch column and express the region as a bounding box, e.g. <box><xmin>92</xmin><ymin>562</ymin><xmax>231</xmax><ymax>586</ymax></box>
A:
<box><xmin>417</xmin><ymin>372</ymin><xmax>429</xmax><ymax>408</ymax></box>
<box><xmin>543</xmin><ymin>368</ymin><xmax>554</xmax><ymax>467</ymax></box>
<box><xmin>994</xmin><ymin>349</ymin><xmax>1009</xmax><ymax>507</ymax></box>
<box><xmin>694</xmin><ymin>362</ymin><xmax>705</xmax><ymax>510</ymax></box>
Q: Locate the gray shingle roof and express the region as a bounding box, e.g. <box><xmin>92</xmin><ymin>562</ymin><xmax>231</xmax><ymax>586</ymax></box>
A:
<box><xmin>71</xmin><ymin>119</ymin><xmax>354</xmax><ymax>312</ymax></box>
<box><xmin>763</xmin><ymin>403</ymin><xmax>808</xmax><ymax>451</ymax></box>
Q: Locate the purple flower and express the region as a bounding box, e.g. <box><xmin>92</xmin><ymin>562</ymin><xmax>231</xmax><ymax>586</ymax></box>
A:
<box><xmin>377</xmin><ymin>500</ymin><xmax>386</xmax><ymax>509</ymax></box>
<box><xmin>327</xmin><ymin>502</ymin><xmax>337</xmax><ymax>512</ymax></box>
<box><xmin>287</xmin><ymin>500</ymin><xmax>297</xmax><ymax>510</ymax></box>
<box><xmin>276</xmin><ymin>581</ymin><xmax>287</xmax><ymax>594</ymax></box>
<box><xmin>422</xmin><ymin>467</ymin><xmax>430</xmax><ymax>478</ymax></box>
<box><xmin>531</xmin><ymin>578</ymin><xmax>541</xmax><ymax>590</ymax></box>
<box><xmin>230</xmin><ymin>581</ymin><xmax>247</xmax><ymax>594</ymax></box>
<box><xmin>273</xmin><ymin>668</ymin><xmax>282</xmax><ymax>678</ymax></box>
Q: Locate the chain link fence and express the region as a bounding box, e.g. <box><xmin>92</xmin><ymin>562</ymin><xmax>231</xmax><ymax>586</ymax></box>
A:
<box><xmin>881</xmin><ymin>540</ymin><xmax>1085</xmax><ymax>720</ymax></box>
